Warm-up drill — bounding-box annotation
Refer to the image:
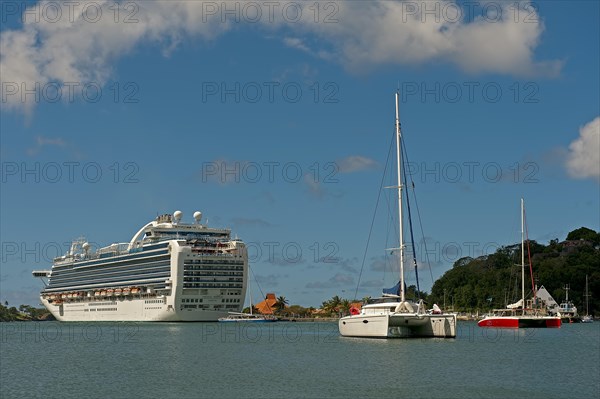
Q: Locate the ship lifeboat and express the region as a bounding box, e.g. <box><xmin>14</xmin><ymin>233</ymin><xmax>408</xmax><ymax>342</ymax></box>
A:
<box><xmin>49</xmin><ymin>295</ymin><xmax>56</xmax><ymax>300</ymax></box>
<box><xmin>100</xmin><ymin>290</ymin><xmax>107</xmax><ymax>297</ymax></box>
<box><xmin>61</xmin><ymin>293</ymin><xmax>67</xmax><ymax>299</ymax></box>
<box><xmin>114</xmin><ymin>288</ymin><xmax>122</xmax><ymax>296</ymax></box>
<box><xmin>94</xmin><ymin>291</ymin><xmax>101</xmax><ymax>297</ymax></box>
<box><xmin>123</xmin><ymin>288</ymin><xmax>131</xmax><ymax>295</ymax></box>
<box><xmin>131</xmin><ymin>287</ymin><xmax>139</xmax><ymax>294</ymax></box>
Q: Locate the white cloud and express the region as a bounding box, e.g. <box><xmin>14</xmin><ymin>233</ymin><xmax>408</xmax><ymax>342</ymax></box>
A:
<box><xmin>296</xmin><ymin>1</ymin><xmax>561</xmax><ymax>76</ymax></box>
<box><xmin>282</xmin><ymin>37</ymin><xmax>311</xmax><ymax>53</ymax></box>
<box><xmin>1</xmin><ymin>0</ymin><xmax>231</xmax><ymax>113</ymax></box>
<box><xmin>337</xmin><ymin>155</ymin><xmax>378</xmax><ymax>173</ymax></box>
<box><xmin>302</xmin><ymin>173</ymin><xmax>344</xmax><ymax>199</ymax></box>
<box><xmin>1</xmin><ymin>1</ymin><xmax>562</xmax><ymax>113</ymax></box>
<box><xmin>26</xmin><ymin>135</ymin><xmax>77</xmax><ymax>157</ymax></box>
<box><xmin>303</xmin><ymin>173</ymin><xmax>325</xmax><ymax>198</ymax></box>
<box><xmin>566</xmin><ymin>117</ymin><xmax>600</xmax><ymax>182</ymax></box>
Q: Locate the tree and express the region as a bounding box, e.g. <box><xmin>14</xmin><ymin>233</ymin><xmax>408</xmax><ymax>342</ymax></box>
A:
<box><xmin>339</xmin><ymin>299</ymin><xmax>351</xmax><ymax>316</ymax></box>
<box><xmin>0</xmin><ymin>303</ymin><xmax>53</xmax><ymax>321</ymax></box>
<box><xmin>428</xmin><ymin>227</ymin><xmax>600</xmax><ymax>314</ymax></box>
<box><xmin>321</xmin><ymin>295</ymin><xmax>342</xmax><ymax>316</ymax></box>
<box><xmin>566</xmin><ymin>227</ymin><xmax>600</xmax><ymax>244</ymax></box>
<box><xmin>274</xmin><ymin>296</ymin><xmax>288</xmax><ymax>314</ymax></box>
<box><xmin>243</xmin><ymin>305</ymin><xmax>260</xmax><ymax>314</ymax></box>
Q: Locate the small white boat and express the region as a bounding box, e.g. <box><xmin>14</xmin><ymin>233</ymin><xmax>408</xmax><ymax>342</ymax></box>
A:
<box><xmin>581</xmin><ymin>275</ymin><xmax>594</xmax><ymax>323</ymax></box>
<box><xmin>219</xmin><ymin>273</ymin><xmax>277</xmax><ymax>323</ymax></box>
<box><xmin>218</xmin><ymin>312</ymin><xmax>277</xmax><ymax>323</ymax></box>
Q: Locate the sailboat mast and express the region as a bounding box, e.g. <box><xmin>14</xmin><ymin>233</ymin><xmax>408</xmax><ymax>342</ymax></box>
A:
<box><xmin>585</xmin><ymin>275</ymin><xmax>590</xmax><ymax>316</ymax></box>
<box><xmin>521</xmin><ymin>198</ymin><xmax>525</xmax><ymax>316</ymax></box>
<box><xmin>395</xmin><ymin>92</ymin><xmax>405</xmax><ymax>302</ymax></box>
<box><xmin>249</xmin><ymin>278</ymin><xmax>253</xmax><ymax>315</ymax></box>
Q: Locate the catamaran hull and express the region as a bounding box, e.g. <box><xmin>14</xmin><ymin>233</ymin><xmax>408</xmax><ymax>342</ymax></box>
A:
<box><xmin>478</xmin><ymin>316</ymin><xmax>561</xmax><ymax>328</ymax></box>
<box><xmin>339</xmin><ymin>313</ymin><xmax>457</xmax><ymax>338</ymax></box>
<box><xmin>42</xmin><ymin>297</ymin><xmax>231</xmax><ymax>322</ymax></box>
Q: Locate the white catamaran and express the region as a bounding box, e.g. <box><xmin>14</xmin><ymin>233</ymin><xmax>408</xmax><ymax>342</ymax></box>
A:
<box><xmin>339</xmin><ymin>92</ymin><xmax>457</xmax><ymax>338</ymax></box>
<box><xmin>33</xmin><ymin>210</ymin><xmax>248</xmax><ymax>322</ymax></box>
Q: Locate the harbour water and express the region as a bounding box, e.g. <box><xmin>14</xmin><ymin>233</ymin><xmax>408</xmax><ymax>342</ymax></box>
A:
<box><xmin>1</xmin><ymin>321</ymin><xmax>598</xmax><ymax>398</ymax></box>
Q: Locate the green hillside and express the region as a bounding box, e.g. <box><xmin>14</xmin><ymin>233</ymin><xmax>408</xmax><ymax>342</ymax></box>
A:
<box><xmin>428</xmin><ymin>227</ymin><xmax>600</xmax><ymax>315</ymax></box>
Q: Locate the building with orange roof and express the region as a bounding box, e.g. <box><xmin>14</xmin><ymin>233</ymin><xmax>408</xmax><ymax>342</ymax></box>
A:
<box><xmin>255</xmin><ymin>293</ymin><xmax>277</xmax><ymax>314</ymax></box>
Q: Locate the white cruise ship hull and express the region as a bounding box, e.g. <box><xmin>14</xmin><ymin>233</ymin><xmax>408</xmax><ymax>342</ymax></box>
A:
<box><xmin>41</xmin><ymin>297</ymin><xmax>235</xmax><ymax>322</ymax></box>
<box><xmin>339</xmin><ymin>313</ymin><xmax>457</xmax><ymax>338</ymax></box>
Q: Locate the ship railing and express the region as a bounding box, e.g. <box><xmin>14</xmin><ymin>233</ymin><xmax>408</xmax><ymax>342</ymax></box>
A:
<box><xmin>96</xmin><ymin>243</ymin><xmax>130</xmax><ymax>257</ymax></box>
<box><xmin>190</xmin><ymin>251</ymin><xmax>237</xmax><ymax>257</ymax></box>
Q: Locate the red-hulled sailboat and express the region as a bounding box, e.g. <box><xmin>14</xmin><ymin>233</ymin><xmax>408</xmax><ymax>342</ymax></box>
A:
<box><xmin>478</xmin><ymin>199</ymin><xmax>561</xmax><ymax>329</ymax></box>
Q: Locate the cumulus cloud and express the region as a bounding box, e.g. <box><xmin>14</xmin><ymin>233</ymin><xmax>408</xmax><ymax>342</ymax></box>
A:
<box><xmin>1</xmin><ymin>1</ymin><xmax>562</xmax><ymax>113</ymax></box>
<box><xmin>566</xmin><ymin>117</ymin><xmax>600</xmax><ymax>182</ymax></box>
<box><xmin>299</xmin><ymin>0</ymin><xmax>562</xmax><ymax>75</ymax></box>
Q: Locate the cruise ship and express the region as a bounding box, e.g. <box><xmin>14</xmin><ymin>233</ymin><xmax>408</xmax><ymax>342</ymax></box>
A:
<box><xmin>33</xmin><ymin>210</ymin><xmax>248</xmax><ymax>321</ymax></box>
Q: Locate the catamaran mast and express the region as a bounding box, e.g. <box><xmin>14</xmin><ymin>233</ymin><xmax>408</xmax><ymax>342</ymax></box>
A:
<box><xmin>395</xmin><ymin>92</ymin><xmax>405</xmax><ymax>302</ymax></box>
<box><xmin>521</xmin><ymin>198</ymin><xmax>525</xmax><ymax>316</ymax></box>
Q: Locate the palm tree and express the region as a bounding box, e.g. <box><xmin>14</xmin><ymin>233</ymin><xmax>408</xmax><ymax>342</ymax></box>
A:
<box><xmin>340</xmin><ymin>299</ymin><xmax>351</xmax><ymax>316</ymax></box>
<box><xmin>305</xmin><ymin>307</ymin><xmax>316</xmax><ymax>317</ymax></box>
<box><xmin>274</xmin><ymin>296</ymin><xmax>288</xmax><ymax>314</ymax></box>
<box><xmin>321</xmin><ymin>295</ymin><xmax>343</xmax><ymax>316</ymax></box>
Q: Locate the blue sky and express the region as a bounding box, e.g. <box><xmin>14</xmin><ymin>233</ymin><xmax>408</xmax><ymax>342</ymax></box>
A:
<box><xmin>1</xmin><ymin>1</ymin><xmax>599</xmax><ymax>307</ymax></box>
